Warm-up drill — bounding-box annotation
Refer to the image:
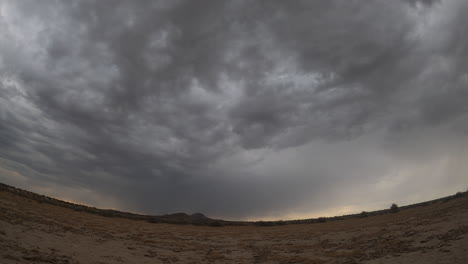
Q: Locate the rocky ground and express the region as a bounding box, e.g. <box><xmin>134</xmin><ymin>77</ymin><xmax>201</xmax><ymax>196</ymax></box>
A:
<box><xmin>1</xmin><ymin>189</ymin><xmax>467</xmax><ymax>263</ymax></box>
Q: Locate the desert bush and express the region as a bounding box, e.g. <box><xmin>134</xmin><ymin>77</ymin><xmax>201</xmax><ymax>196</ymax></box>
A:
<box><xmin>359</xmin><ymin>211</ymin><xmax>368</xmax><ymax>218</ymax></box>
<box><xmin>317</xmin><ymin>217</ymin><xmax>327</xmax><ymax>223</ymax></box>
<box><xmin>171</xmin><ymin>219</ymin><xmax>189</xmax><ymax>225</ymax></box>
<box><xmin>147</xmin><ymin>217</ymin><xmax>161</xmax><ymax>224</ymax></box>
<box><xmin>208</xmin><ymin>221</ymin><xmax>224</xmax><ymax>227</ymax></box>
<box><xmin>390</xmin><ymin>203</ymin><xmax>400</xmax><ymax>213</ymax></box>
<box><xmin>267</xmin><ymin>220</ymin><xmax>287</xmax><ymax>226</ymax></box>
<box><xmin>254</xmin><ymin>221</ymin><xmax>276</xmax><ymax>227</ymax></box>
<box><xmin>276</xmin><ymin>220</ymin><xmax>286</xmax><ymax>226</ymax></box>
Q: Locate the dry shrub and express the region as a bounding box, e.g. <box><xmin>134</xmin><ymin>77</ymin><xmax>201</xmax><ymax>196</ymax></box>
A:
<box><xmin>390</xmin><ymin>203</ymin><xmax>400</xmax><ymax>213</ymax></box>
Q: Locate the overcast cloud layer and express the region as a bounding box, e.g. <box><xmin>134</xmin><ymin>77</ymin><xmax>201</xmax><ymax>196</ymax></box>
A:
<box><xmin>1</xmin><ymin>0</ymin><xmax>467</xmax><ymax>220</ymax></box>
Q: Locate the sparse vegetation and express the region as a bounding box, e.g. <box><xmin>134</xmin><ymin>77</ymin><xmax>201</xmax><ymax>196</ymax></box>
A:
<box><xmin>360</xmin><ymin>211</ymin><xmax>369</xmax><ymax>218</ymax></box>
<box><xmin>208</xmin><ymin>221</ymin><xmax>224</xmax><ymax>227</ymax></box>
<box><xmin>147</xmin><ymin>217</ymin><xmax>161</xmax><ymax>224</ymax></box>
<box><xmin>255</xmin><ymin>221</ymin><xmax>276</xmax><ymax>227</ymax></box>
<box><xmin>317</xmin><ymin>217</ymin><xmax>327</xmax><ymax>223</ymax></box>
<box><xmin>276</xmin><ymin>220</ymin><xmax>286</xmax><ymax>226</ymax></box>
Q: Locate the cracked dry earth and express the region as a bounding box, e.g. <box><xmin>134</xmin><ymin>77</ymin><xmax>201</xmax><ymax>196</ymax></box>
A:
<box><xmin>0</xmin><ymin>190</ymin><xmax>467</xmax><ymax>264</ymax></box>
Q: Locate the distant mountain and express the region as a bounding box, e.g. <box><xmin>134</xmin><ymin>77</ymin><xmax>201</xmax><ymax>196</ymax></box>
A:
<box><xmin>0</xmin><ymin>182</ymin><xmax>244</xmax><ymax>226</ymax></box>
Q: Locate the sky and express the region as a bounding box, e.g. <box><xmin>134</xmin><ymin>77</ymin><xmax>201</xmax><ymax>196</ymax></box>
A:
<box><xmin>0</xmin><ymin>0</ymin><xmax>467</xmax><ymax>221</ymax></box>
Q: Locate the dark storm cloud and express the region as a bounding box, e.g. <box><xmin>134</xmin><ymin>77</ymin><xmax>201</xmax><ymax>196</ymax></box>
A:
<box><xmin>1</xmin><ymin>0</ymin><xmax>467</xmax><ymax>219</ymax></box>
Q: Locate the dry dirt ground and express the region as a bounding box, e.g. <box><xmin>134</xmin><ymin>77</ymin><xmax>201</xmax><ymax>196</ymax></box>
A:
<box><xmin>0</xmin><ymin>190</ymin><xmax>467</xmax><ymax>264</ymax></box>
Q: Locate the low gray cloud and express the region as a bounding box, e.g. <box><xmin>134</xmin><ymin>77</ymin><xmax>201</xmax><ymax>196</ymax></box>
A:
<box><xmin>0</xmin><ymin>0</ymin><xmax>467</xmax><ymax>220</ymax></box>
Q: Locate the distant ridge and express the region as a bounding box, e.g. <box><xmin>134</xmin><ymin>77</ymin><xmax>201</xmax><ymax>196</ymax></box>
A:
<box><xmin>0</xmin><ymin>182</ymin><xmax>466</xmax><ymax>227</ymax></box>
<box><xmin>0</xmin><ymin>182</ymin><xmax>236</xmax><ymax>227</ymax></box>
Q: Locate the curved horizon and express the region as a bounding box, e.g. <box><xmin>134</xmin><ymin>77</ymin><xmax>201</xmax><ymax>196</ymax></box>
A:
<box><xmin>0</xmin><ymin>180</ymin><xmax>465</xmax><ymax>223</ymax></box>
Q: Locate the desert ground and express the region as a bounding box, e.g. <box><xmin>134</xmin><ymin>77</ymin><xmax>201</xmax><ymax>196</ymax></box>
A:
<box><xmin>0</xmin><ymin>189</ymin><xmax>467</xmax><ymax>264</ymax></box>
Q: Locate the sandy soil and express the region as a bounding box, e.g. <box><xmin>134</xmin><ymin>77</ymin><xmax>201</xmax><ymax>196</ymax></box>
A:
<box><xmin>1</xmin><ymin>190</ymin><xmax>467</xmax><ymax>264</ymax></box>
